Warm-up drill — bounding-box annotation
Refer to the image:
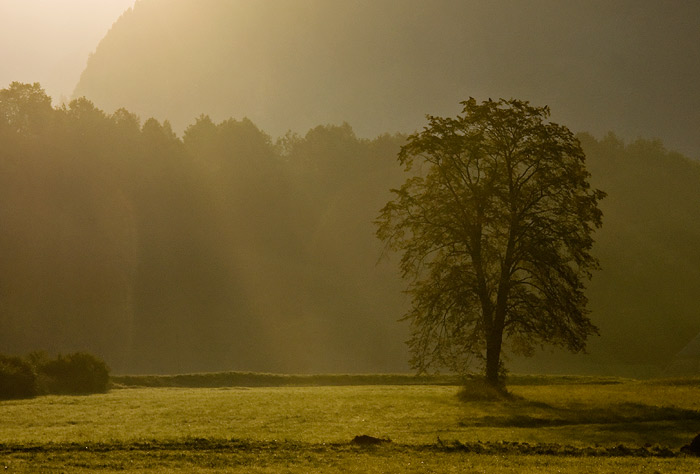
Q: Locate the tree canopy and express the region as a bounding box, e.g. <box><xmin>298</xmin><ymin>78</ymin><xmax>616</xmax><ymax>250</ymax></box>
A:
<box><xmin>376</xmin><ymin>98</ymin><xmax>605</xmax><ymax>386</ymax></box>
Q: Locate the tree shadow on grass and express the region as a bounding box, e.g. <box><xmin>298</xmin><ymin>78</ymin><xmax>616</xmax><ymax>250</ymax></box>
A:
<box><xmin>457</xmin><ymin>399</ymin><xmax>700</xmax><ymax>447</ymax></box>
<box><xmin>459</xmin><ymin>401</ymin><xmax>700</xmax><ymax>428</ymax></box>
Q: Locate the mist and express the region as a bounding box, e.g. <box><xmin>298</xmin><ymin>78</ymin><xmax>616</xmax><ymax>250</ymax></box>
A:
<box><xmin>75</xmin><ymin>0</ymin><xmax>700</xmax><ymax>159</ymax></box>
<box><xmin>0</xmin><ymin>0</ymin><xmax>136</xmax><ymax>103</ymax></box>
<box><xmin>1</xmin><ymin>1</ymin><xmax>700</xmax><ymax>376</ymax></box>
<box><xmin>0</xmin><ymin>91</ymin><xmax>409</xmax><ymax>374</ymax></box>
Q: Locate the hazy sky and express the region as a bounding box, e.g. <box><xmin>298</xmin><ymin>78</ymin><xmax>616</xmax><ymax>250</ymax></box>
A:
<box><xmin>0</xmin><ymin>0</ymin><xmax>135</xmax><ymax>102</ymax></box>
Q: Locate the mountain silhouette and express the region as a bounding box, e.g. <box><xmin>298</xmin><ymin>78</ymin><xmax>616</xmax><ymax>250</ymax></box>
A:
<box><xmin>75</xmin><ymin>0</ymin><xmax>700</xmax><ymax>159</ymax></box>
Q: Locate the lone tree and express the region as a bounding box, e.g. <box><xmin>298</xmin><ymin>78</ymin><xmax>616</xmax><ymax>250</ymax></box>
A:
<box><xmin>376</xmin><ymin>98</ymin><xmax>605</xmax><ymax>387</ymax></box>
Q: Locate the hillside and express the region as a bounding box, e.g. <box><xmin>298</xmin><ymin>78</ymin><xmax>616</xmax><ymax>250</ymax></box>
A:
<box><xmin>74</xmin><ymin>0</ymin><xmax>700</xmax><ymax>159</ymax></box>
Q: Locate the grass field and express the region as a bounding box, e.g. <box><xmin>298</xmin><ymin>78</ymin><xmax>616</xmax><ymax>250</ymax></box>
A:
<box><xmin>1</xmin><ymin>375</ymin><xmax>700</xmax><ymax>472</ymax></box>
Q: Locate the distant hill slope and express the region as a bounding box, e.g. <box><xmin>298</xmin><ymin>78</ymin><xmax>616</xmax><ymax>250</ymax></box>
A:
<box><xmin>74</xmin><ymin>0</ymin><xmax>700</xmax><ymax>159</ymax></box>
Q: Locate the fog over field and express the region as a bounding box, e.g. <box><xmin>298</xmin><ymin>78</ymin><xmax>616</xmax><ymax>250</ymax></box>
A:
<box><xmin>1</xmin><ymin>0</ymin><xmax>699</xmax><ymax>376</ymax></box>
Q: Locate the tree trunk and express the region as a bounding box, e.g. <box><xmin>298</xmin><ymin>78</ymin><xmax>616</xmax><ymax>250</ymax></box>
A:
<box><xmin>485</xmin><ymin>330</ymin><xmax>503</xmax><ymax>388</ymax></box>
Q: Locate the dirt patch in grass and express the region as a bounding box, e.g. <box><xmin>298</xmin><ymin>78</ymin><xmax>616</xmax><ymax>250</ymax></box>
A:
<box><xmin>0</xmin><ymin>438</ymin><xmax>684</xmax><ymax>458</ymax></box>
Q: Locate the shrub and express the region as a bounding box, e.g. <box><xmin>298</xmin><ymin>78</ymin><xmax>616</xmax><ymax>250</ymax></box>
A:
<box><xmin>37</xmin><ymin>352</ymin><xmax>110</xmax><ymax>394</ymax></box>
<box><xmin>0</xmin><ymin>354</ymin><xmax>37</xmax><ymax>400</ymax></box>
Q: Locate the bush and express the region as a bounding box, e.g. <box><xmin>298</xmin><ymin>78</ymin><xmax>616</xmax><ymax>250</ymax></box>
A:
<box><xmin>0</xmin><ymin>355</ymin><xmax>37</xmax><ymax>400</ymax></box>
<box><xmin>36</xmin><ymin>352</ymin><xmax>110</xmax><ymax>394</ymax></box>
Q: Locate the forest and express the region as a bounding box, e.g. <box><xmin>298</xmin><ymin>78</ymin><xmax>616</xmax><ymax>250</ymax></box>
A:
<box><xmin>2</xmin><ymin>81</ymin><xmax>700</xmax><ymax>376</ymax></box>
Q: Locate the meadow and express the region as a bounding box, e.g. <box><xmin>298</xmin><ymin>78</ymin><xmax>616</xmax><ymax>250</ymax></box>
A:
<box><xmin>1</xmin><ymin>374</ymin><xmax>700</xmax><ymax>472</ymax></box>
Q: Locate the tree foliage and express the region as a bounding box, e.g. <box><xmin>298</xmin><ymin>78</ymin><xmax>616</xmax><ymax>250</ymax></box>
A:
<box><xmin>34</xmin><ymin>352</ymin><xmax>111</xmax><ymax>394</ymax></box>
<box><xmin>376</xmin><ymin>98</ymin><xmax>605</xmax><ymax>385</ymax></box>
<box><xmin>0</xmin><ymin>355</ymin><xmax>37</xmax><ymax>400</ymax></box>
<box><xmin>0</xmin><ymin>351</ymin><xmax>111</xmax><ymax>398</ymax></box>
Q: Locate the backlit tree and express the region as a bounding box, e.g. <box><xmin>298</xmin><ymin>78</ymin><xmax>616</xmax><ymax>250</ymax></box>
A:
<box><xmin>376</xmin><ymin>98</ymin><xmax>605</xmax><ymax>387</ymax></box>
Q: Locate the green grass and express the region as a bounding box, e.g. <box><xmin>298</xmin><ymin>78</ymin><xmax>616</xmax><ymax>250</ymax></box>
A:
<box><xmin>1</xmin><ymin>376</ymin><xmax>700</xmax><ymax>472</ymax></box>
<box><xmin>110</xmin><ymin>372</ymin><xmax>463</xmax><ymax>388</ymax></box>
<box><xmin>109</xmin><ymin>372</ymin><xmax>628</xmax><ymax>389</ymax></box>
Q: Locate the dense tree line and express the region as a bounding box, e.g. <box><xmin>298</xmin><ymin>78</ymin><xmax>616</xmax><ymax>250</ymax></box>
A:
<box><xmin>512</xmin><ymin>133</ymin><xmax>700</xmax><ymax>376</ymax></box>
<box><xmin>582</xmin><ymin>133</ymin><xmax>700</xmax><ymax>369</ymax></box>
<box><xmin>0</xmin><ymin>82</ymin><xmax>406</xmax><ymax>374</ymax></box>
<box><xmin>2</xmin><ymin>82</ymin><xmax>700</xmax><ymax>376</ymax></box>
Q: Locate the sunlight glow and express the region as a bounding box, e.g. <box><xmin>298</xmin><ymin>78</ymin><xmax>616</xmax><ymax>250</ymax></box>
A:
<box><xmin>0</xmin><ymin>0</ymin><xmax>136</xmax><ymax>101</ymax></box>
